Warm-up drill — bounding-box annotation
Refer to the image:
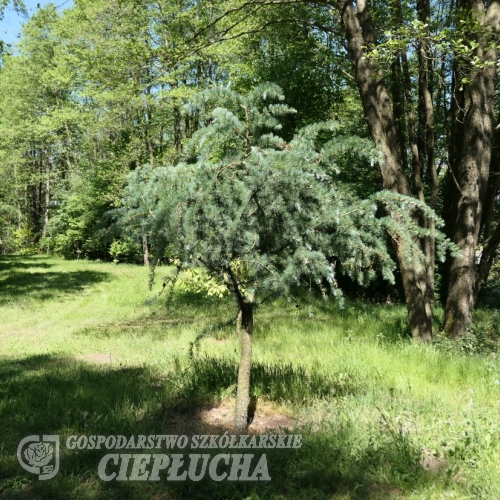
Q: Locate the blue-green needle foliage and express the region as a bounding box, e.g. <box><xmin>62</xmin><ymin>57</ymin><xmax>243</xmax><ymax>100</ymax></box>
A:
<box><xmin>118</xmin><ymin>83</ymin><xmax>452</xmax><ymax>302</ymax></box>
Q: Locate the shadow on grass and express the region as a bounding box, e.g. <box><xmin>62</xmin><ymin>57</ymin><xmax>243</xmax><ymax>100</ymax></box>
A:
<box><xmin>0</xmin><ymin>261</ymin><xmax>111</xmax><ymax>305</ymax></box>
<box><xmin>0</xmin><ymin>255</ymin><xmax>53</xmax><ymax>271</ymax></box>
<box><xmin>0</xmin><ymin>354</ymin><xmax>433</xmax><ymax>500</ymax></box>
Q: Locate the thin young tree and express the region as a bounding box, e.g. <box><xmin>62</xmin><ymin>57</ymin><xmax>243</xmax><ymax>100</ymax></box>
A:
<box><xmin>118</xmin><ymin>83</ymin><xmax>453</xmax><ymax>430</ymax></box>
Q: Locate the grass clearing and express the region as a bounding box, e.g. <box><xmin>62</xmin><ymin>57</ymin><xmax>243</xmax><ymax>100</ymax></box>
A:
<box><xmin>1</xmin><ymin>255</ymin><xmax>500</xmax><ymax>499</ymax></box>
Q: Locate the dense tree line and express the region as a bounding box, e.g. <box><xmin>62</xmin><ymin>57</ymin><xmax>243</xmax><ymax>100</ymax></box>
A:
<box><xmin>1</xmin><ymin>0</ymin><xmax>500</xmax><ymax>343</ymax></box>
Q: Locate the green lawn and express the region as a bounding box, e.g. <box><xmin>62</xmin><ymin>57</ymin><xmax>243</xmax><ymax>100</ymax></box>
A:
<box><xmin>1</xmin><ymin>255</ymin><xmax>500</xmax><ymax>499</ymax></box>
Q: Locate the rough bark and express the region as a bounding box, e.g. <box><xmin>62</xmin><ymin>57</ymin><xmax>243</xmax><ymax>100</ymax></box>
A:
<box><xmin>390</xmin><ymin>56</ymin><xmax>408</xmax><ymax>171</ymax></box>
<box><xmin>398</xmin><ymin>257</ymin><xmax>433</xmax><ymax>341</ymax></box>
<box><xmin>417</xmin><ymin>0</ymin><xmax>437</xmax><ymax>318</ymax></box>
<box><xmin>338</xmin><ymin>0</ymin><xmax>433</xmax><ymax>340</ymax></box>
<box><xmin>444</xmin><ymin>0</ymin><xmax>500</xmax><ymax>339</ymax></box>
<box><xmin>473</xmin><ymin>120</ymin><xmax>500</xmax><ymax>303</ymax></box>
<box><xmin>474</xmin><ymin>223</ymin><xmax>500</xmax><ymax>304</ymax></box>
<box><xmin>234</xmin><ymin>300</ymin><xmax>253</xmax><ymax>431</ymax></box>
<box><xmin>480</xmin><ymin>124</ymin><xmax>500</xmax><ymax>242</ymax></box>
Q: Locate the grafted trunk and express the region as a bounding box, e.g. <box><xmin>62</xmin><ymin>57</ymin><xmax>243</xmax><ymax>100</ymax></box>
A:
<box><xmin>142</xmin><ymin>231</ymin><xmax>150</xmax><ymax>266</ymax></box>
<box><xmin>234</xmin><ymin>301</ymin><xmax>253</xmax><ymax>431</ymax></box>
<box><xmin>236</xmin><ymin>309</ymin><xmax>242</xmax><ymax>339</ymax></box>
<box><xmin>444</xmin><ymin>0</ymin><xmax>500</xmax><ymax>339</ymax></box>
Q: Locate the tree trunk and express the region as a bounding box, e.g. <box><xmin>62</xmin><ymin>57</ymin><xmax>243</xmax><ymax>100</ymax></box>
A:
<box><xmin>474</xmin><ymin>224</ymin><xmax>500</xmax><ymax>304</ymax></box>
<box><xmin>473</xmin><ymin>123</ymin><xmax>500</xmax><ymax>303</ymax></box>
<box><xmin>142</xmin><ymin>231</ymin><xmax>150</xmax><ymax>266</ymax></box>
<box><xmin>417</xmin><ymin>0</ymin><xmax>437</xmax><ymax>318</ymax></box>
<box><xmin>444</xmin><ymin>0</ymin><xmax>500</xmax><ymax>339</ymax></box>
<box><xmin>338</xmin><ymin>0</ymin><xmax>433</xmax><ymax>340</ymax></box>
<box><xmin>173</xmin><ymin>104</ymin><xmax>181</xmax><ymax>152</ymax></box>
<box><xmin>399</xmin><ymin>260</ymin><xmax>433</xmax><ymax>341</ymax></box>
<box><xmin>236</xmin><ymin>309</ymin><xmax>242</xmax><ymax>340</ymax></box>
<box><xmin>145</xmin><ymin>85</ymin><xmax>155</xmax><ymax>167</ymax></box>
<box><xmin>234</xmin><ymin>301</ymin><xmax>253</xmax><ymax>431</ymax></box>
<box><xmin>41</xmin><ymin>163</ymin><xmax>50</xmax><ymax>240</ymax></box>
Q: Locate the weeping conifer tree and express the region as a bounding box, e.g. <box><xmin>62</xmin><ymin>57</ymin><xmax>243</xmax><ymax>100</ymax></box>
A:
<box><xmin>118</xmin><ymin>83</ymin><xmax>453</xmax><ymax>430</ymax></box>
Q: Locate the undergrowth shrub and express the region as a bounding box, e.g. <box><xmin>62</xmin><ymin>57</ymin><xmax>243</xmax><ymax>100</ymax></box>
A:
<box><xmin>434</xmin><ymin>312</ymin><xmax>500</xmax><ymax>355</ymax></box>
<box><xmin>109</xmin><ymin>239</ymin><xmax>142</xmax><ymax>264</ymax></box>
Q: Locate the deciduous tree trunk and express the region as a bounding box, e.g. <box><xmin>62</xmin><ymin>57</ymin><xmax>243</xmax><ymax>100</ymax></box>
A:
<box><xmin>173</xmin><ymin>104</ymin><xmax>181</xmax><ymax>152</ymax></box>
<box><xmin>338</xmin><ymin>0</ymin><xmax>433</xmax><ymax>340</ymax></box>
<box><xmin>41</xmin><ymin>163</ymin><xmax>50</xmax><ymax>240</ymax></box>
<box><xmin>474</xmin><ymin>124</ymin><xmax>500</xmax><ymax>303</ymax></box>
<box><xmin>398</xmin><ymin>259</ymin><xmax>433</xmax><ymax>341</ymax></box>
<box><xmin>444</xmin><ymin>0</ymin><xmax>500</xmax><ymax>339</ymax></box>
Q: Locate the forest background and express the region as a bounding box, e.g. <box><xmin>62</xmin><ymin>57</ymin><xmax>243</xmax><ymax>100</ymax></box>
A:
<box><xmin>2</xmin><ymin>0</ymin><xmax>500</xmax><ymax>341</ymax></box>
